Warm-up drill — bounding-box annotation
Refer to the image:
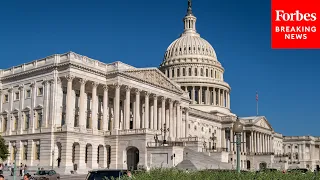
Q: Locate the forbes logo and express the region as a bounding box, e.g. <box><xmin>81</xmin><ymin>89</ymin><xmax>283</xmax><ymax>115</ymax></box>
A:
<box><xmin>275</xmin><ymin>10</ymin><xmax>317</xmax><ymax>21</ymax></box>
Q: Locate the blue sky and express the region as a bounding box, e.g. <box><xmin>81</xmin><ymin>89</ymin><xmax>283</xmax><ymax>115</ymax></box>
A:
<box><xmin>0</xmin><ymin>0</ymin><xmax>319</xmax><ymax>136</ymax></box>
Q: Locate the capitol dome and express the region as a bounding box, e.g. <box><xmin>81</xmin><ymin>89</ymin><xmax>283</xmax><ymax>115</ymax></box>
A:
<box><xmin>159</xmin><ymin>0</ymin><xmax>232</xmax><ymax>115</ymax></box>
<box><xmin>164</xmin><ymin>33</ymin><xmax>217</xmax><ymax>61</ymax></box>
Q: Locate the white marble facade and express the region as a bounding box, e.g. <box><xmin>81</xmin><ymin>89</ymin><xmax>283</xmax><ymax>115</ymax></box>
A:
<box><xmin>0</xmin><ymin>0</ymin><xmax>319</xmax><ymax>174</ymax></box>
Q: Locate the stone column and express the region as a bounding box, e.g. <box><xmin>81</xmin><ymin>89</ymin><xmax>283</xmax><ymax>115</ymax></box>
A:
<box><xmin>91</xmin><ymin>82</ymin><xmax>98</xmax><ymax>130</ymax></box>
<box><xmin>103</xmin><ymin>85</ymin><xmax>109</xmax><ymax>131</ymax></box>
<box><xmin>191</xmin><ymin>87</ymin><xmax>195</xmax><ymax>104</ymax></box>
<box><xmin>205</xmin><ymin>87</ymin><xmax>209</xmax><ymax>105</ymax></box>
<box><xmin>29</xmin><ymin>83</ymin><xmax>36</xmax><ymax>133</ymax></box>
<box><xmin>65</xmin><ymin>75</ymin><xmax>74</xmax><ymax>129</ymax></box>
<box><xmin>221</xmin><ymin>128</ymin><xmax>226</xmax><ymax>149</ymax></box>
<box><xmin>114</xmin><ymin>84</ymin><xmax>120</xmax><ymax>131</ymax></box>
<box><xmin>185</xmin><ymin>108</ymin><xmax>189</xmax><ymax>137</ymax></box>
<box><xmin>78</xmin><ymin>79</ymin><xmax>87</xmax><ymax>131</ymax></box>
<box><xmin>161</xmin><ymin>97</ymin><xmax>165</xmax><ymax>129</ymax></box>
<box><xmin>42</xmin><ymin>80</ymin><xmax>49</xmax><ymax>128</ymax></box>
<box><xmin>124</xmin><ymin>86</ymin><xmax>130</xmax><ymax>130</ymax></box>
<box><xmin>250</xmin><ymin>131</ymin><xmax>253</xmax><ymax>153</ymax></box>
<box><xmin>169</xmin><ymin>99</ymin><xmax>173</xmax><ymax>139</ymax></box>
<box><xmin>18</xmin><ymin>85</ymin><xmax>24</xmax><ymax>134</ymax></box>
<box><xmin>222</xmin><ymin>90</ymin><xmax>227</xmax><ymax>107</ymax></box>
<box><xmin>243</xmin><ymin>132</ymin><xmax>247</xmax><ymax>153</ymax></box>
<box><xmin>230</xmin><ymin>128</ymin><xmax>233</xmax><ymax>152</ymax></box>
<box><xmin>228</xmin><ymin>93</ymin><xmax>230</xmax><ymax>108</ymax></box>
<box><xmin>153</xmin><ymin>95</ymin><xmax>158</xmax><ymax>130</ymax></box>
<box><xmin>134</xmin><ymin>89</ymin><xmax>140</xmax><ymax>129</ymax></box>
<box><xmin>144</xmin><ymin>92</ymin><xmax>150</xmax><ymax>129</ymax></box>
<box><xmin>217</xmin><ymin>89</ymin><xmax>220</xmax><ymax>106</ymax></box>
<box><xmin>199</xmin><ymin>86</ymin><xmax>202</xmax><ymax>104</ymax></box>
<box><xmin>176</xmin><ymin>102</ymin><xmax>181</xmax><ymax>139</ymax></box>
<box><xmin>253</xmin><ymin>131</ymin><xmax>256</xmax><ymax>153</ymax></box>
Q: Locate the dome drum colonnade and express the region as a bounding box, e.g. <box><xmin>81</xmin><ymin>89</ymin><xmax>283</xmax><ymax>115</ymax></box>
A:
<box><xmin>159</xmin><ymin>1</ymin><xmax>231</xmax><ymax>112</ymax></box>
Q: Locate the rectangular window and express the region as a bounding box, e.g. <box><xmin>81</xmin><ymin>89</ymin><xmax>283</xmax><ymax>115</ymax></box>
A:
<box><xmin>87</xmin><ymin>93</ymin><xmax>92</xmax><ymax>110</ymax></box>
<box><xmin>25</xmin><ymin>113</ymin><xmax>30</xmax><ymax>130</ymax></box>
<box><xmin>35</xmin><ymin>143</ymin><xmax>40</xmax><ymax>160</ymax></box>
<box><xmin>23</xmin><ymin>144</ymin><xmax>28</xmax><ymax>160</ymax></box>
<box><xmin>37</xmin><ymin>87</ymin><xmax>43</xmax><ymax>96</ymax></box>
<box><xmin>75</xmin><ymin>93</ymin><xmax>80</xmax><ymax>108</ymax></box>
<box><xmin>4</xmin><ymin>94</ymin><xmax>9</xmax><ymax>103</ymax></box>
<box><xmin>3</xmin><ymin>117</ymin><xmax>7</xmax><ymax>132</ymax></box>
<box><xmin>14</xmin><ymin>116</ymin><xmax>18</xmax><ymax>131</ymax></box>
<box><xmin>37</xmin><ymin>111</ymin><xmax>42</xmax><ymax>129</ymax></box>
<box><xmin>15</xmin><ymin>92</ymin><xmax>20</xmax><ymax>100</ymax></box>
<box><xmin>26</xmin><ymin>90</ymin><xmax>31</xmax><ymax>99</ymax></box>
<box><xmin>61</xmin><ymin>112</ymin><xmax>66</xmax><ymax>126</ymax></box>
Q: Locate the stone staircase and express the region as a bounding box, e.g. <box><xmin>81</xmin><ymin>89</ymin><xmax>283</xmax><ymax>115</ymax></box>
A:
<box><xmin>176</xmin><ymin>148</ymin><xmax>232</xmax><ymax>170</ymax></box>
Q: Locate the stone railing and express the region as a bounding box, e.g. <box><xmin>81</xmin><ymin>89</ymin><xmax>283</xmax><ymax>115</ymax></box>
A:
<box><xmin>118</xmin><ymin>128</ymin><xmax>160</xmax><ymax>135</ymax></box>
<box><xmin>180</xmin><ymin>136</ymin><xmax>206</xmax><ymax>142</ymax></box>
<box><xmin>247</xmin><ymin>152</ymin><xmax>275</xmax><ymax>156</ymax></box>
<box><xmin>147</xmin><ymin>141</ymin><xmax>185</xmax><ymax>147</ymax></box>
<box><xmin>203</xmin><ymin>147</ymin><xmax>227</xmax><ymax>153</ymax></box>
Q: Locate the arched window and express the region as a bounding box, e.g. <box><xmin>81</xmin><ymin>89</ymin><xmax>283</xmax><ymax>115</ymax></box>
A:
<box><xmin>200</xmin><ymin>68</ymin><xmax>204</xmax><ymax>76</ymax></box>
<box><xmin>206</xmin><ymin>69</ymin><xmax>208</xmax><ymax>77</ymax></box>
<box><xmin>211</xmin><ymin>70</ymin><xmax>213</xmax><ymax>77</ymax></box>
<box><xmin>188</xmin><ymin>68</ymin><xmax>192</xmax><ymax>76</ymax></box>
<box><xmin>182</xmin><ymin>68</ymin><xmax>186</xmax><ymax>76</ymax></box>
<box><xmin>177</xmin><ymin>69</ymin><xmax>180</xmax><ymax>77</ymax></box>
<box><xmin>195</xmin><ymin>68</ymin><xmax>198</xmax><ymax>76</ymax></box>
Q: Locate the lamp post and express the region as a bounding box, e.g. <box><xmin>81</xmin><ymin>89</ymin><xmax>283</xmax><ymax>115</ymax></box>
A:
<box><xmin>232</xmin><ymin>116</ymin><xmax>244</xmax><ymax>173</ymax></box>
<box><xmin>160</xmin><ymin>123</ymin><xmax>169</xmax><ymax>145</ymax></box>
<box><xmin>12</xmin><ymin>142</ymin><xmax>17</xmax><ymax>180</ymax></box>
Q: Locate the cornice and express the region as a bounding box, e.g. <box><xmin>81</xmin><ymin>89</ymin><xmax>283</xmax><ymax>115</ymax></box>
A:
<box><xmin>159</xmin><ymin>62</ymin><xmax>224</xmax><ymax>72</ymax></box>
<box><xmin>115</xmin><ymin>72</ymin><xmax>184</xmax><ymax>96</ymax></box>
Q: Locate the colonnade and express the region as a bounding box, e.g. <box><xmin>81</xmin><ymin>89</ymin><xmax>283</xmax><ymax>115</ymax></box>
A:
<box><xmin>62</xmin><ymin>75</ymin><xmax>188</xmax><ymax>139</ymax></box>
<box><xmin>222</xmin><ymin>129</ymin><xmax>273</xmax><ymax>154</ymax></box>
<box><xmin>248</xmin><ymin>131</ymin><xmax>273</xmax><ymax>153</ymax></box>
<box><xmin>181</xmin><ymin>86</ymin><xmax>230</xmax><ymax>108</ymax></box>
<box><xmin>164</xmin><ymin>65</ymin><xmax>223</xmax><ymax>81</ymax></box>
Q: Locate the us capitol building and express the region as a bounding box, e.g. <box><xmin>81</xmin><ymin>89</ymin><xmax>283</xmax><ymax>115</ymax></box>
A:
<box><xmin>0</xmin><ymin>1</ymin><xmax>319</xmax><ymax>174</ymax></box>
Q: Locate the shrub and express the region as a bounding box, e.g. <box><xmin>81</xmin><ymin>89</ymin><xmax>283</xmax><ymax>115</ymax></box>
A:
<box><xmin>117</xmin><ymin>168</ymin><xmax>320</xmax><ymax>180</ymax></box>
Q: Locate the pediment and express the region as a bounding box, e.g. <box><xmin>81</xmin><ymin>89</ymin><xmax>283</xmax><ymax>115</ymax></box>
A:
<box><xmin>123</xmin><ymin>68</ymin><xmax>183</xmax><ymax>93</ymax></box>
<box><xmin>254</xmin><ymin>117</ymin><xmax>273</xmax><ymax>130</ymax></box>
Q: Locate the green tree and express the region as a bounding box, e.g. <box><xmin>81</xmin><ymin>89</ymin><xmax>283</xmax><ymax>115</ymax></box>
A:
<box><xmin>0</xmin><ymin>135</ymin><xmax>9</xmax><ymax>161</ymax></box>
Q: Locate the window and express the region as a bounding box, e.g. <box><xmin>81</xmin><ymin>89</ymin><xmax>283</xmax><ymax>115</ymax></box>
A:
<box><xmin>177</xmin><ymin>69</ymin><xmax>180</xmax><ymax>77</ymax></box>
<box><xmin>36</xmin><ymin>111</ymin><xmax>42</xmax><ymax>129</ymax></box>
<box><xmin>23</xmin><ymin>144</ymin><xmax>28</xmax><ymax>160</ymax></box>
<box><xmin>4</xmin><ymin>94</ymin><xmax>8</xmax><ymax>103</ymax></box>
<box><xmin>97</xmin><ymin>147</ymin><xmax>100</xmax><ymax>163</ymax></box>
<box><xmin>171</xmin><ymin>69</ymin><xmax>174</xmax><ymax>78</ymax></box>
<box><xmin>25</xmin><ymin>113</ymin><xmax>30</xmax><ymax>130</ymax></box>
<box><xmin>26</xmin><ymin>90</ymin><xmax>31</xmax><ymax>99</ymax></box>
<box><xmin>206</xmin><ymin>69</ymin><xmax>208</xmax><ymax>77</ymax></box>
<box><xmin>188</xmin><ymin>68</ymin><xmax>191</xmax><ymax>76</ymax></box>
<box><xmin>35</xmin><ymin>143</ymin><xmax>40</xmax><ymax>160</ymax></box>
<box><xmin>200</xmin><ymin>68</ymin><xmax>204</xmax><ymax>76</ymax></box>
<box><xmin>75</xmin><ymin>93</ymin><xmax>80</xmax><ymax>108</ymax></box>
<box><xmin>195</xmin><ymin>68</ymin><xmax>198</xmax><ymax>76</ymax></box>
<box><xmin>15</xmin><ymin>92</ymin><xmax>20</xmax><ymax>100</ymax></box>
<box><xmin>182</xmin><ymin>68</ymin><xmax>186</xmax><ymax>76</ymax></box>
<box><xmin>85</xmin><ymin>146</ymin><xmax>88</xmax><ymax>163</ymax></box>
<box><xmin>37</xmin><ymin>87</ymin><xmax>43</xmax><ymax>96</ymax></box>
<box><xmin>3</xmin><ymin>117</ymin><xmax>7</xmax><ymax>132</ymax></box>
<box><xmin>13</xmin><ymin>115</ymin><xmax>18</xmax><ymax>131</ymax></box>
